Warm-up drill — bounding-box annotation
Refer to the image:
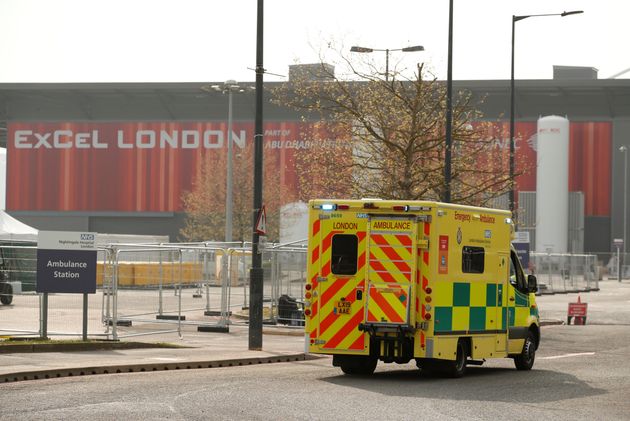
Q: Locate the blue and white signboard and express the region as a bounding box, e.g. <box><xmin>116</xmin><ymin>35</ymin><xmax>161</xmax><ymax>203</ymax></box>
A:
<box><xmin>37</xmin><ymin>231</ymin><xmax>97</xmax><ymax>294</ymax></box>
<box><xmin>512</xmin><ymin>231</ymin><xmax>530</xmax><ymax>271</ymax></box>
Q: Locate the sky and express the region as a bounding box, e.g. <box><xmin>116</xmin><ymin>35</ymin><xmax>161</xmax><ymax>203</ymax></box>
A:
<box><xmin>1</xmin><ymin>0</ymin><xmax>628</xmax><ymax>83</ymax></box>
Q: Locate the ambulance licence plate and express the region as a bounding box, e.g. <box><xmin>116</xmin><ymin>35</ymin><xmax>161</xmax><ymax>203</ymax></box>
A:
<box><xmin>335</xmin><ymin>300</ymin><xmax>351</xmax><ymax>315</ymax></box>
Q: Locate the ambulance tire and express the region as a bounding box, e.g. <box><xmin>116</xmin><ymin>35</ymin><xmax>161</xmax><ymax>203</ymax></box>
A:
<box><xmin>339</xmin><ymin>356</ymin><xmax>377</xmax><ymax>375</ymax></box>
<box><xmin>514</xmin><ymin>331</ymin><xmax>536</xmax><ymax>370</ymax></box>
<box><xmin>446</xmin><ymin>340</ymin><xmax>468</xmax><ymax>378</ymax></box>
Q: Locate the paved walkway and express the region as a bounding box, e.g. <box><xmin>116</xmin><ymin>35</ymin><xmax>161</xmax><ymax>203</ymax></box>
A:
<box><xmin>0</xmin><ymin>324</ymin><xmax>308</xmax><ymax>382</ymax></box>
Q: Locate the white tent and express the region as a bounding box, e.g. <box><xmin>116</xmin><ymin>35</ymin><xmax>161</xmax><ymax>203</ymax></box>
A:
<box><xmin>0</xmin><ymin>211</ymin><xmax>38</xmax><ymax>242</ymax></box>
<box><xmin>0</xmin><ymin>147</ymin><xmax>37</xmax><ymax>242</ymax></box>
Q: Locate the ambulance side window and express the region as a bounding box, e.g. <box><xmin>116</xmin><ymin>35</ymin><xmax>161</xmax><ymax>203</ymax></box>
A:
<box><xmin>331</xmin><ymin>234</ymin><xmax>358</xmax><ymax>275</ymax></box>
<box><xmin>509</xmin><ymin>251</ymin><xmax>527</xmax><ymax>292</ymax></box>
<box><xmin>462</xmin><ymin>246</ymin><xmax>484</xmax><ymax>274</ymax></box>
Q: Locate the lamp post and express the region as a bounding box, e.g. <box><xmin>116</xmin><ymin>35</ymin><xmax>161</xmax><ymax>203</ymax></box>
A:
<box><xmin>509</xmin><ymin>10</ymin><xmax>583</xmax><ymax>217</ymax></box>
<box><xmin>350</xmin><ymin>44</ymin><xmax>424</xmax><ymax>82</ymax></box>
<box><xmin>250</xmin><ymin>0</ymin><xmax>265</xmax><ymax>351</ymax></box>
<box><xmin>444</xmin><ymin>0</ymin><xmax>454</xmax><ymax>203</ymax></box>
<box><xmin>207</xmin><ymin>81</ymin><xmax>248</xmax><ymax>243</ymax></box>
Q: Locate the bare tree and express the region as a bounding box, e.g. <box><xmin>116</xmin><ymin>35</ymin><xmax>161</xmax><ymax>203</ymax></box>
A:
<box><xmin>180</xmin><ymin>145</ymin><xmax>285</xmax><ymax>242</ymax></box>
<box><xmin>291</xmin><ymin>121</ymin><xmax>355</xmax><ymax>201</ymax></box>
<box><xmin>272</xmin><ymin>48</ymin><xmax>514</xmax><ymax>206</ymax></box>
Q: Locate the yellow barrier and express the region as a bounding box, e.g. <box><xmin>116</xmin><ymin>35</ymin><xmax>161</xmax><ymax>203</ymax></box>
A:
<box><xmin>133</xmin><ymin>263</ymin><xmax>162</xmax><ymax>287</ymax></box>
<box><xmin>97</xmin><ymin>263</ymin><xmax>134</xmax><ymax>287</ymax></box>
<box><xmin>96</xmin><ymin>262</ymin><xmax>203</xmax><ymax>287</ymax></box>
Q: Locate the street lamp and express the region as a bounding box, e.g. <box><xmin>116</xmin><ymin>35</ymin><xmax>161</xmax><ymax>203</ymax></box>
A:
<box><xmin>350</xmin><ymin>44</ymin><xmax>424</xmax><ymax>81</ymax></box>
<box><xmin>204</xmin><ymin>80</ymin><xmax>249</xmax><ymax>242</ymax></box>
<box><xmin>444</xmin><ymin>0</ymin><xmax>454</xmax><ymax>203</ymax></box>
<box><xmin>509</xmin><ymin>10</ymin><xmax>583</xmax><ymax>217</ymax></box>
<box><xmin>621</xmin><ymin>145</ymin><xmax>628</xmax><ymax>259</ymax></box>
<box><xmin>250</xmin><ymin>0</ymin><xmax>265</xmax><ymax>351</ymax></box>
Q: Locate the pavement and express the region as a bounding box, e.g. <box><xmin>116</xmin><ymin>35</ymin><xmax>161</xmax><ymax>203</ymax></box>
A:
<box><xmin>1</xmin><ymin>278</ymin><xmax>627</xmax><ymax>384</ymax></box>
<box><xmin>0</xmin><ymin>324</ymin><xmax>309</xmax><ymax>383</ymax></box>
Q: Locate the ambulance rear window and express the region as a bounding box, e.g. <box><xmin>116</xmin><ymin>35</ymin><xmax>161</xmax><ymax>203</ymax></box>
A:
<box><xmin>462</xmin><ymin>246</ymin><xmax>485</xmax><ymax>274</ymax></box>
<box><xmin>331</xmin><ymin>234</ymin><xmax>358</xmax><ymax>275</ymax></box>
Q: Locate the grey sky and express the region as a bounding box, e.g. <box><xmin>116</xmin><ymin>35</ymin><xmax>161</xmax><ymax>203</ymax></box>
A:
<box><xmin>1</xmin><ymin>0</ymin><xmax>627</xmax><ymax>83</ymax></box>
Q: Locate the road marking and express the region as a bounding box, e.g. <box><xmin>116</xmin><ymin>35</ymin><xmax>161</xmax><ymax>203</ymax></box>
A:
<box><xmin>540</xmin><ymin>352</ymin><xmax>595</xmax><ymax>360</ymax></box>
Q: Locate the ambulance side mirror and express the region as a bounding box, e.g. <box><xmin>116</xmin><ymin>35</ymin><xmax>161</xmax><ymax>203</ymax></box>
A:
<box><xmin>527</xmin><ymin>274</ymin><xmax>538</xmax><ymax>293</ymax></box>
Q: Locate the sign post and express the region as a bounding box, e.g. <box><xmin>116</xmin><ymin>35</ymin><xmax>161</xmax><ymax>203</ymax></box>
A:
<box><xmin>255</xmin><ymin>205</ymin><xmax>267</xmax><ymax>255</ymax></box>
<box><xmin>255</xmin><ymin>205</ymin><xmax>267</xmax><ymax>236</ymax></box>
<box><xmin>567</xmin><ymin>295</ymin><xmax>588</xmax><ymax>325</ymax></box>
<box><xmin>37</xmin><ymin>231</ymin><xmax>97</xmax><ymax>340</ymax></box>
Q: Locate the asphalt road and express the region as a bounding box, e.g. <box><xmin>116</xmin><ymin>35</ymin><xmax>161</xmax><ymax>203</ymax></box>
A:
<box><xmin>2</xmin><ymin>323</ymin><xmax>629</xmax><ymax>421</ymax></box>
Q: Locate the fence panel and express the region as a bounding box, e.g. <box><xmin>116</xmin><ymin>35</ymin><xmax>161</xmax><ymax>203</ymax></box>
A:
<box><xmin>226</xmin><ymin>248</ymin><xmax>252</xmax><ymax>317</ymax></box>
<box><xmin>531</xmin><ymin>252</ymin><xmax>599</xmax><ymax>294</ymax></box>
<box><xmin>0</xmin><ymin>292</ymin><xmax>40</xmax><ymax>336</ymax></box>
<box><xmin>263</xmin><ymin>246</ymin><xmax>307</xmax><ymax>327</ymax></box>
<box><xmin>223</xmin><ymin>245</ymin><xmax>307</xmax><ymax>328</ymax></box>
<box><xmin>46</xmin><ymin>293</ymin><xmax>104</xmax><ymax>337</ymax></box>
<box><xmin>600</xmin><ymin>252</ymin><xmax>630</xmax><ymax>280</ymax></box>
<box><xmin>104</xmin><ymin>246</ymin><xmax>230</xmax><ymax>339</ymax></box>
<box><xmin>0</xmin><ymin>244</ymin><xmax>40</xmax><ymax>336</ymax></box>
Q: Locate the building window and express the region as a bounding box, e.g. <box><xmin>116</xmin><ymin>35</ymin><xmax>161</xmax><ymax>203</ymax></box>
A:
<box><xmin>462</xmin><ymin>246</ymin><xmax>484</xmax><ymax>274</ymax></box>
<box><xmin>331</xmin><ymin>234</ymin><xmax>358</xmax><ymax>275</ymax></box>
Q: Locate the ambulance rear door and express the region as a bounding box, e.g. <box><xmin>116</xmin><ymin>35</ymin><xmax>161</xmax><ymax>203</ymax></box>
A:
<box><xmin>364</xmin><ymin>215</ymin><xmax>419</xmax><ymax>330</ymax></box>
<box><xmin>315</xmin><ymin>213</ymin><xmax>369</xmax><ymax>353</ymax></box>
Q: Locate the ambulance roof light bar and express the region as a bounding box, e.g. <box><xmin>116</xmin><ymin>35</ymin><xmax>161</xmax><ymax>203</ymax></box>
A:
<box><xmin>315</xmin><ymin>203</ymin><xmax>351</xmax><ymax>211</ymax></box>
<box><xmin>392</xmin><ymin>205</ymin><xmax>425</xmax><ymax>212</ymax></box>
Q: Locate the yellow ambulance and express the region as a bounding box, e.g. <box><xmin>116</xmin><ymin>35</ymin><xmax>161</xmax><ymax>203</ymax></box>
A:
<box><xmin>304</xmin><ymin>199</ymin><xmax>539</xmax><ymax>377</ymax></box>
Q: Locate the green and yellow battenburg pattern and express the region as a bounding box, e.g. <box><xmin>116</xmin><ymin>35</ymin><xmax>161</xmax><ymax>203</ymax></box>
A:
<box><xmin>433</xmin><ymin>281</ymin><xmax>535</xmax><ymax>334</ymax></box>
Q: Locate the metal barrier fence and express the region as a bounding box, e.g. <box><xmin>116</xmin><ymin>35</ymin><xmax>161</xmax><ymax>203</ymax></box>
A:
<box><xmin>265</xmin><ymin>245</ymin><xmax>307</xmax><ymax>326</ymax></box>
<box><xmin>0</xmin><ymin>244</ymin><xmax>39</xmax><ymax>337</ymax></box>
<box><xmin>0</xmin><ymin>241</ymin><xmax>611</xmax><ymax>339</ymax></box>
<box><xmin>102</xmin><ymin>245</ymin><xmax>232</xmax><ymax>340</ymax></box>
<box><xmin>0</xmin><ymin>241</ymin><xmax>307</xmax><ymax>339</ymax></box>
<box><xmin>531</xmin><ymin>252</ymin><xmax>599</xmax><ymax>294</ymax></box>
<box><xmin>101</xmin><ymin>242</ymin><xmax>308</xmax><ymax>337</ymax></box>
<box><xmin>0</xmin><ymin>243</ymin><xmax>106</xmax><ymax>337</ymax></box>
<box><xmin>599</xmin><ymin>252</ymin><xmax>630</xmax><ymax>281</ymax></box>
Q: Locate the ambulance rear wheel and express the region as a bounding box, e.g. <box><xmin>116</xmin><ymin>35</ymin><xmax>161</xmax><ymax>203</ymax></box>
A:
<box><xmin>446</xmin><ymin>340</ymin><xmax>468</xmax><ymax>378</ymax></box>
<box><xmin>339</xmin><ymin>356</ymin><xmax>377</xmax><ymax>375</ymax></box>
<box><xmin>514</xmin><ymin>331</ymin><xmax>536</xmax><ymax>370</ymax></box>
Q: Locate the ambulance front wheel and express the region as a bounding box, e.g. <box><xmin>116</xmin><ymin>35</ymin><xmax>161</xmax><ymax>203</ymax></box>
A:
<box><xmin>514</xmin><ymin>331</ymin><xmax>536</xmax><ymax>370</ymax></box>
